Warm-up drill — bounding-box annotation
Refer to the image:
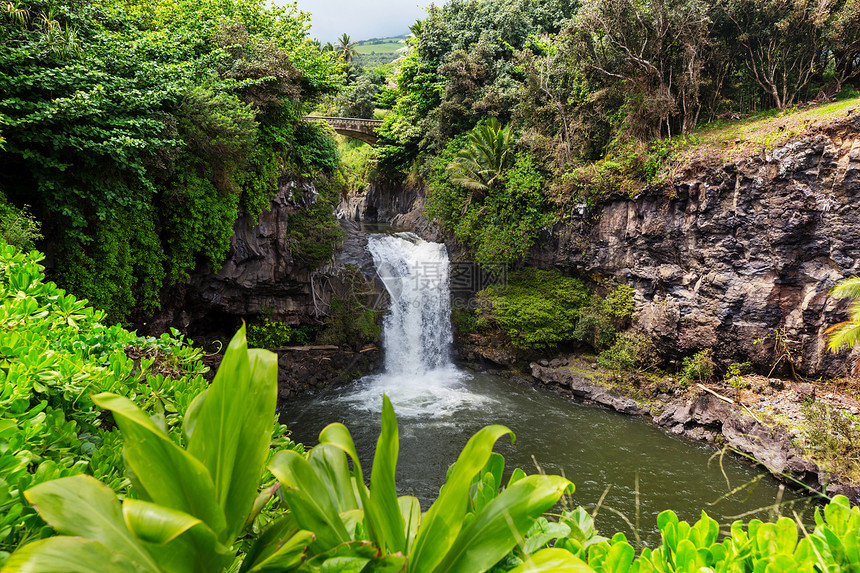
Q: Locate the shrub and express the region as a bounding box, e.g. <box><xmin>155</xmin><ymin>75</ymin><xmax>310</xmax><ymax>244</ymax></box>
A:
<box><xmin>0</xmin><ymin>242</ymin><xmax>213</xmax><ymax>557</ymax></box>
<box><xmin>451</xmin><ymin>306</ymin><xmax>482</xmax><ymax>334</ymax></box>
<box><xmin>573</xmin><ymin>284</ymin><xmax>636</xmax><ymax>352</ymax></box>
<box><xmin>680</xmin><ymin>349</ymin><xmax>716</xmax><ymax>385</ymax></box>
<box><xmin>0</xmin><ymin>201</ymin><xmax>42</xmax><ymax>252</ymax></box>
<box><xmin>801</xmin><ymin>400</ymin><xmax>860</xmax><ymax>480</ymax></box>
<box><xmin>573</xmin><ymin>295</ymin><xmax>618</xmax><ymax>351</ymax></box>
<box><xmin>598</xmin><ymin>332</ymin><xmax>658</xmax><ymax>371</ymax></box>
<box><xmin>724</xmin><ymin>361</ymin><xmax>753</xmax><ymax>389</ymax></box>
<box><xmin>602</xmin><ymin>284</ymin><xmax>636</xmax><ymax>320</ymax></box>
<box><xmin>478</xmin><ymin>269</ymin><xmax>590</xmax><ymax>349</ymax></box>
<box><xmin>247</xmin><ymin>310</ymin><xmax>313</xmax><ymax>348</ymax></box>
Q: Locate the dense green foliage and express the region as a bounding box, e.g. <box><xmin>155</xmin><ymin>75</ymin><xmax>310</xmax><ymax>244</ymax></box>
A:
<box><xmin>0</xmin><ymin>243</ymin><xmax>211</xmax><ymax>558</ymax></box>
<box><xmin>478</xmin><ymin>269</ymin><xmax>591</xmax><ymax>349</ymax></box>
<box><xmin>0</xmin><ymin>200</ymin><xmax>41</xmax><ymax>252</ymax></box>
<box><xmin>429</xmin><ymin>142</ymin><xmax>552</xmax><ymax>264</ymax></box>
<box><xmin>801</xmin><ymin>401</ymin><xmax>860</xmax><ymax>482</ymax></box>
<box><xmin>286</xmin><ymin>182</ymin><xmax>346</xmax><ymax>270</ymax></box>
<box><xmin>680</xmin><ymin>349</ymin><xmax>717</xmax><ymax>385</ymax></box>
<box><xmin>0</xmin><ymin>0</ymin><xmax>341</xmax><ymax>322</ymax></box>
<box><xmin>3</xmin><ymin>326</ymin><xmax>300</xmax><ymax>573</ymax></box>
<box><xmin>247</xmin><ymin>310</ymin><xmax>313</xmax><ymax>348</ymax></box>
<box><xmin>597</xmin><ymin>332</ymin><xmax>658</xmax><ymax>372</ymax></box>
<box><xmin>366</xmin><ymin>0</ymin><xmax>860</xmax><ymax>264</ymax></box>
<box><xmin>474</xmin><ymin>271</ymin><xmax>645</xmax><ymax>352</ymax></box>
<box><xmin>826</xmin><ymin>277</ymin><xmax>860</xmax><ymax>363</ymax></box>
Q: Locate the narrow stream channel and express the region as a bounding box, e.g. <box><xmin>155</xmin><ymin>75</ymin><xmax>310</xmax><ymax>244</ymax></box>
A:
<box><xmin>280</xmin><ymin>232</ymin><xmax>814</xmax><ymax>547</ymax></box>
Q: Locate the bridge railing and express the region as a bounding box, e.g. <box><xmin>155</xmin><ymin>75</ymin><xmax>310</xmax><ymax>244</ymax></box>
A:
<box><xmin>304</xmin><ymin>116</ymin><xmax>383</xmax><ymax>126</ymax></box>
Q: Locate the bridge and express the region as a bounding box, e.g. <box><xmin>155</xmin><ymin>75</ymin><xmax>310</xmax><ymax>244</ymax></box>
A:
<box><xmin>304</xmin><ymin>116</ymin><xmax>383</xmax><ymax>145</ymax></box>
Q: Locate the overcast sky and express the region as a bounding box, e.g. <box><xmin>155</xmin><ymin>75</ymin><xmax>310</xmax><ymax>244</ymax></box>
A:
<box><xmin>285</xmin><ymin>0</ymin><xmax>429</xmax><ymax>43</ymax></box>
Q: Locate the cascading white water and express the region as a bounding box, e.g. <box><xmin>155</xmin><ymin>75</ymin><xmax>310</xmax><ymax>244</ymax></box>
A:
<box><xmin>337</xmin><ymin>232</ymin><xmax>493</xmax><ymax>418</ymax></box>
<box><xmin>366</xmin><ymin>232</ymin><xmax>453</xmax><ymax>375</ymax></box>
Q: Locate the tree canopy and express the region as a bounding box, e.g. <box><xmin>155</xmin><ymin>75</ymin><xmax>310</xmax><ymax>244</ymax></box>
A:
<box><xmin>0</xmin><ymin>0</ymin><xmax>342</xmax><ymax>321</ymax></box>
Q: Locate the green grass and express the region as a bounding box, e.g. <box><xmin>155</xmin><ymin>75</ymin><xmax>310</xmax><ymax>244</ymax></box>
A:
<box><xmin>354</xmin><ymin>40</ymin><xmax>405</xmax><ymax>54</ymax></box>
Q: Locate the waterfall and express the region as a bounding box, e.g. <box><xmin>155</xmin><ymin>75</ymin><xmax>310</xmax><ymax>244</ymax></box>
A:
<box><xmin>334</xmin><ymin>231</ymin><xmax>495</xmax><ymax>418</ymax></box>
<box><xmin>367</xmin><ymin>232</ymin><xmax>454</xmax><ymax>375</ymax></box>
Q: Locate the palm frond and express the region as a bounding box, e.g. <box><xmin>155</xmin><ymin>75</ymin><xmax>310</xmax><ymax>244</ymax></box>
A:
<box><xmin>831</xmin><ymin>277</ymin><xmax>860</xmax><ymax>300</ymax></box>
<box><xmin>826</xmin><ymin>277</ymin><xmax>860</xmax><ymax>354</ymax></box>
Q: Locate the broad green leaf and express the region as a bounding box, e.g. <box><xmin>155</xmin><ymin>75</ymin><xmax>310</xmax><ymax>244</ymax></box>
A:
<box><xmin>368</xmin><ymin>395</ymin><xmax>406</xmax><ymax>553</ymax></box>
<box><xmin>363</xmin><ymin>554</ymin><xmax>408</xmax><ymax>572</ymax></box>
<box><xmin>507</xmin><ymin>468</ymin><xmax>526</xmax><ymax>488</ymax></box>
<box><xmin>24</xmin><ymin>475</ymin><xmax>159</xmax><ymax>573</ymax></box>
<box><xmin>187</xmin><ymin>327</ymin><xmax>278</xmax><ymax>541</ymax></box>
<box><xmin>243</xmin><ymin>529</ymin><xmax>314</xmax><ymax>573</ymax></box>
<box><xmin>506</xmin><ymin>548</ymin><xmax>594</xmax><ymax>572</ymax></box>
<box><xmin>92</xmin><ymin>392</ymin><xmax>226</xmax><ymax>537</ymax></box>
<box><xmin>408</xmin><ymin>424</ymin><xmax>514</xmax><ymax>573</ymax></box>
<box><xmin>398</xmin><ymin>496</ymin><xmax>421</xmax><ymax>555</ymax></box>
<box><xmin>242</xmin><ymin>484</ymin><xmax>281</xmax><ymax>533</ymax></box>
<box><xmin>3</xmin><ymin>537</ymin><xmax>152</xmax><ymax>573</ymax></box>
<box><xmin>434</xmin><ymin>474</ymin><xmax>570</xmax><ymax>573</ymax></box>
<box><xmin>181</xmin><ymin>389</ymin><xmax>208</xmax><ymax>445</ymax></box>
<box><xmin>122</xmin><ymin>499</ymin><xmax>201</xmax><ymax>544</ymax></box>
<box><xmin>299</xmin><ymin>541</ymin><xmax>380</xmax><ymax>571</ymax></box>
<box><xmin>480</xmin><ymin>452</ymin><xmax>505</xmax><ymax>493</ymax></box>
<box><xmin>604</xmin><ymin>540</ymin><xmax>634</xmax><ymax>573</ymax></box>
<box><xmin>320</xmin><ymin>556</ymin><xmax>370</xmax><ymax>573</ymax></box>
<box><xmin>315</xmin><ymin>422</ymin><xmax>380</xmax><ymax>546</ymax></box>
<box><xmin>240</xmin><ymin>515</ymin><xmax>300</xmax><ymax>573</ymax></box>
<box><xmin>124</xmin><ymin>499</ymin><xmax>231</xmax><ymax>573</ymax></box>
<box><xmin>308</xmin><ymin>444</ymin><xmax>359</xmax><ymax>513</ymax></box>
<box><xmin>269</xmin><ymin>449</ymin><xmax>352</xmax><ymax>551</ymax></box>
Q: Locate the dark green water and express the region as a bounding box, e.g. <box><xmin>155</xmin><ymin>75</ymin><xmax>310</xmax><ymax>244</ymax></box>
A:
<box><xmin>280</xmin><ymin>368</ymin><xmax>815</xmax><ymax>547</ymax></box>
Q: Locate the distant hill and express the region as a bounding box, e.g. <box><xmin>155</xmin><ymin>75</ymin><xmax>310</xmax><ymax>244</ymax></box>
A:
<box><xmin>354</xmin><ymin>35</ymin><xmax>408</xmax><ymax>68</ymax></box>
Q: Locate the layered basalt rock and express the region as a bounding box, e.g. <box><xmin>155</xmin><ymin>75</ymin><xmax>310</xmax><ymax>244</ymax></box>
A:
<box><xmin>538</xmin><ymin>117</ymin><xmax>860</xmax><ymax>378</ymax></box>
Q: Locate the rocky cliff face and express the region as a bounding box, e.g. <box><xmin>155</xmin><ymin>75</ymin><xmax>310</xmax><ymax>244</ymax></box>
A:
<box><xmin>340</xmin><ymin>120</ymin><xmax>860</xmax><ymax>377</ymax></box>
<box><xmin>145</xmin><ymin>179</ymin><xmax>383</xmax><ymax>338</ymax></box>
<box><xmin>337</xmin><ymin>180</ymin><xmax>443</xmax><ymax>241</ymax></box>
<box><xmin>536</xmin><ymin>117</ymin><xmax>860</xmax><ymax>378</ymax></box>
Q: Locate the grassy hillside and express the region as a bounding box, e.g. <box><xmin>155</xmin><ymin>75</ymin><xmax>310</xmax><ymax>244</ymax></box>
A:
<box><xmin>354</xmin><ymin>35</ymin><xmax>406</xmax><ymax>67</ymax></box>
<box><xmin>355</xmin><ymin>40</ymin><xmax>405</xmax><ymax>54</ymax></box>
<box><xmin>667</xmin><ymin>96</ymin><xmax>860</xmax><ymax>169</ymax></box>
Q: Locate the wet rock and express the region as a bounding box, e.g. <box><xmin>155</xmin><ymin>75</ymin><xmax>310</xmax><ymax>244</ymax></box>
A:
<box><xmin>276</xmin><ymin>345</ymin><xmax>382</xmax><ymax>400</ymax></box>
<box><xmin>531</xmin><ymin>363</ymin><xmax>648</xmax><ymax>416</ymax></box>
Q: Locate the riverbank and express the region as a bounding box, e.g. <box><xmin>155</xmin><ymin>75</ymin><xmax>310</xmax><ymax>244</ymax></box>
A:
<box><xmin>458</xmin><ymin>338</ymin><xmax>860</xmax><ymax>504</ymax></box>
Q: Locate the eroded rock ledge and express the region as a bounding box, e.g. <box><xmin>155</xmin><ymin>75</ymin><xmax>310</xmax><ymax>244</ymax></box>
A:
<box><xmin>529</xmin><ymin>358</ymin><xmax>860</xmax><ymax>504</ymax></box>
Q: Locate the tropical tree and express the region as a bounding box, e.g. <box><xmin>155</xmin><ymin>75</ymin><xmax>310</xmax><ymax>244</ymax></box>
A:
<box><xmin>337</xmin><ymin>32</ymin><xmax>359</xmax><ymax>63</ymax></box>
<box><xmin>826</xmin><ymin>277</ymin><xmax>860</xmax><ymax>355</ymax></box>
<box><xmin>446</xmin><ymin>117</ymin><xmax>514</xmax><ymax>197</ymax></box>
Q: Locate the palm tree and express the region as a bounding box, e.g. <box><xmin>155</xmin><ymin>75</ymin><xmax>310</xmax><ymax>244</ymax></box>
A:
<box><xmin>826</xmin><ymin>277</ymin><xmax>860</xmax><ymax>354</ymax></box>
<box><xmin>336</xmin><ymin>33</ymin><xmax>358</xmax><ymax>63</ymax></box>
<box><xmin>447</xmin><ymin>117</ymin><xmax>514</xmax><ymax>197</ymax></box>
